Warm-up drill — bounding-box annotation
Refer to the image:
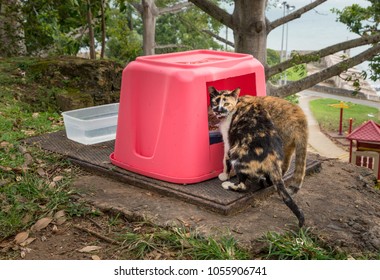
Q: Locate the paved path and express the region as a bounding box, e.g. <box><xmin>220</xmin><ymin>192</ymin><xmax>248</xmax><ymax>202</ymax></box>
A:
<box><xmin>298</xmin><ymin>90</ymin><xmax>349</xmax><ymax>160</ymax></box>
<box><xmin>301</xmin><ymin>90</ymin><xmax>380</xmax><ymax>108</ymax></box>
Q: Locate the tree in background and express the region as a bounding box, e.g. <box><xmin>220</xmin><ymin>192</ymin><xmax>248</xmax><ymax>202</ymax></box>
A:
<box><xmin>105</xmin><ymin>5</ymin><xmax>142</xmax><ymax>62</ymax></box>
<box><xmin>0</xmin><ymin>0</ymin><xmax>26</xmax><ymax>56</ymax></box>
<box><xmin>128</xmin><ymin>0</ymin><xmax>222</xmax><ymax>55</ymax></box>
<box><xmin>188</xmin><ymin>0</ymin><xmax>380</xmax><ymax>97</ymax></box>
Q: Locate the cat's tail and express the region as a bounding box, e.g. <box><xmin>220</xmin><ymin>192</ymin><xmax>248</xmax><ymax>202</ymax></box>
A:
<box><xmin>289</xmin><ymin>125</ymin><xmax>308</xmax><ymax>195</ymax></box>
<box><xmin>276</xmin><ymin>179</ymin><xmax>305</xmax><ymax>228</ymax></box>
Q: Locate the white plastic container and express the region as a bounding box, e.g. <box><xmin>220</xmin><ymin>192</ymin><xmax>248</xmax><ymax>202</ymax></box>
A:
<box><xmin>62</xmin><ymin>103</ymin><xmax>119</xmax><ymax>145</ymax></box>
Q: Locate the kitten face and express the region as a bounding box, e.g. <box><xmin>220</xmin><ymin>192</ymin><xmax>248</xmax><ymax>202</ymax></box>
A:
<box><xmin>208</xmin><ymin>87</ymin><xmax>240</xmax><ymax>119</ymax></box>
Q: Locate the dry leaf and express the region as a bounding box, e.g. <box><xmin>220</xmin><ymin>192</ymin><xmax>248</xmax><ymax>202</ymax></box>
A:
<box><xmin>54</xmin><ymin>210</ymin><xmax>66</xmax><ymax>225</ymax></box>
<box><xmin>0</xmin><ymin>141</ymin><xmax>10</xmax><ymax>148</ymax></box>
<box><xmin>52</xmin><ymin>225</ymin><xmax>58</xmax><ymax>233</ymax></box>
<box><xmin>53</xmin><ymin>176</ymin><xmax>64</xmax><ymax>182</ymax></box>
<box><xmin>91</xmin><ymin>255</ymin><xmax>101</xmax><ymax>260</ymax></box>
<box><xmin>21</xmin><ymin>213</ymin><xmax>33</xmax><ymax>225</ymax></box>
<box><xmin>31</xmin><ymin>217</ymin><xmax>52</xmax><ymax>232</ymax></box>
<box><xmin>78</xmin><ymin>246</ymin><xmax>102</xmax><ymax>253</ymax></box>
<box><xmin>14</xmin><ymin>231</ymin><xmax>29</xmax><ymax>245</ymax></box>
<box><xmin>22</xmin><ymin>130</ymin><xmax>35</xmax><ymax>136</ymax></box>
<box><xmin>54</xmin><ymin>210</ymin><xmax>65</xmax><ymax>219</ymax></box>
<box><xmin>55</xmin><ymin>216</ymin><xmax>66</xmax><ymax>225</ymax></box>
<box><xmin>20</xmin><ymin>237</ymin><xmax>36</xmax><ymax>247</ymax></box>
<box><xmin>32</xmin><ymin>112</ymin><xmax>39</xmax><ymax>118</ymax></box>
<box><xmin>20</xmin><ymin>247</ymin><xmax>31</xmax><ymax>258</ymax></box>
<box><xmin>36</xmin><ymin>168</ymin><xmax>46</xmax><ymax>177</ymax></box>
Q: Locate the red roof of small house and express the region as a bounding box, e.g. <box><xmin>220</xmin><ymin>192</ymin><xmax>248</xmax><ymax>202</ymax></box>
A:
<box><xmin>346</xmin><ymin>120</ymin><xmax>380</xmax><ymax>142</ymax></box>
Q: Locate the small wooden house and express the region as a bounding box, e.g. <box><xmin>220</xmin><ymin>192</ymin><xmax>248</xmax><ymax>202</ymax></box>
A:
<box><xmin>347</xmin><ymin>120</ymin><xmax>380</xmax><ymax>180</ymax></box>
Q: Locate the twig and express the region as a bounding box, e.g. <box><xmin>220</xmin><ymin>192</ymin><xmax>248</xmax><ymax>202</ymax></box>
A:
<box><xmin>87</xmin><ymin>217</ymin><xmax>103</xmax><ymax>230</ymax></box>
<box><xmin>73</xmin><ymin>224</ymin><xmax>121</xmax><ymax>245</ymax></box>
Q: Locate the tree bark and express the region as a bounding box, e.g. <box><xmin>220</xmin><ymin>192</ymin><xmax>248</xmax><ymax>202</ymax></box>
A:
<box><xmin>189</xmin><ymin>0</ymin><xmax>268</xmax><ymax>61</ymax></box>
<box><xmin>187</xmin><ymin>0</ymin><xmax>233</xmax><ymax>29</ymax></box>
<box><xmin>232</xmin><ymin>0</ymin><xmax>268</xmax><ymax>62</ymax></box>
<box><xmin>142</xmin><ymin>0</ymin><xmax>158</xmax><ymax>55</ymax></box>
<box><xmin>134</xmin><ymin>0</ymin><xmax>193</xmax><ymax>56</ymax></box>
<box><xmin>100</xmin><ymin>0</ymin><xmax>106</xmax><ymax>59</ymax></box>
<box><xmin>86</xmin><ymin>0</ymin><xmax>96</xmax><ymax>59</ymax></box>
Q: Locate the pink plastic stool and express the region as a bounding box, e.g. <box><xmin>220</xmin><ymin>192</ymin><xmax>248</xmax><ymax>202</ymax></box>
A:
<box><xmin>110</xmin><ymin>50</ymin><xmax>266</xmax><ymax>184</ymax></box>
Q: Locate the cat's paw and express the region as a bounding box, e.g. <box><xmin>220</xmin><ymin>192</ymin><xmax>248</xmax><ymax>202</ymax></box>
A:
<box><xmin>218</xmin><ymin>172</ymin><xmax>229</xmax><ymax>181</ymax></box>
<box><xmin>222</xmin><ymin>181</ymin><xmax>234</xmax><ymax>190</ymax></box>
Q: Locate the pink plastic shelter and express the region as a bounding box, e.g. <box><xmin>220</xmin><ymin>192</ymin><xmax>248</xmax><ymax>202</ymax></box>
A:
<box><xmin>110</xmin><ymin>50</ymin><xmax>266</xmax><ymax>184</ymax></box>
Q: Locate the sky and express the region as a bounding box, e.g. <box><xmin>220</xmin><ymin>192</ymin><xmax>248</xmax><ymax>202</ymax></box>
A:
<box><xmin>266</xmin><ymin>0</ymin><xmax>369</xmax><ymax>52</ymax></box>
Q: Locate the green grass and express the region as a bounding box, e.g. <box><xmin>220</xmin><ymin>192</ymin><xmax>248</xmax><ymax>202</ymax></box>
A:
<box><xmin>309</xmin><ymin>98</ymin><xmax>380</xmax><ymax>133</ymax></box>
<box><xmin>116</xmin><ymin>225</ymin><xmax>249</xmax><ymax>260</ymax></box>
<box><xmin>260</xmin><ymin>228</ymin><xmax>345</xmax><ymax>260</ymax></box>
<box><xmin>0</xmin><ymin>58</ymin><xmax>72</xmax><ymax>240</ymax></box>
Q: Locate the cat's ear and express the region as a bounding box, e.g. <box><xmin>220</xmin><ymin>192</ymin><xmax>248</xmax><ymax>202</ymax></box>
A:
<box><xmin>231</xmin><ymin>88</ymin><xmax>241</xmax><ymax>99</ymax></box>
<box><xmin>208</xmin><ymin>86</ymin><xmax>218</xmax><ymax>98</ymax></box>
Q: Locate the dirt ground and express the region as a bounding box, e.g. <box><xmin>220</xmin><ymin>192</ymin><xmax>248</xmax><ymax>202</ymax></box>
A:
<box><xmin>1</xmin><ymin>152</ymin><xmax>379</xmax><ymax>260</ymax></box>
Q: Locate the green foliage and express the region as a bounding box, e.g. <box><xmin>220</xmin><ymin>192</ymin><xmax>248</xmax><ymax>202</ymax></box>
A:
<box><xmin>271</xmin><ymin>64</ymin><xmax>307</xmax><ymax>84</ymax></box>
<box><xmin>285</xmin><ymin>94</ymin><xmax>299</xmax><ymax>104</ymax></box>
<box><xmin>261</xmin><ymin>228</ymin><xmax>346</xmax><ymax>260</ymax></box>
<box><xmin>155</xmin><ymin>5</ymin><xmax>224</xmax><ymax>53</ymax></box>
<box><xmin>333</xmin><ymin>0</ymin><xmax>380</xmax><ymax>81</ymax></box>
<box><xmin>309</xmin><ymin>98</ymin><xmax>380</xmax><ymax>132</ymax></box>
<box><xmin>266</xmin><ymin>48</ymin><xmax>280</xmax><ymax>66</ymax></box>
<box><xmin>117</xmin><ymin>225</ymin><xmax>249</xmax><ymax>260</ymax></box>
<box><xmin>105</xmin><ymin>7</ymin><xmax>142</xmax><ymax>63</ymax></box>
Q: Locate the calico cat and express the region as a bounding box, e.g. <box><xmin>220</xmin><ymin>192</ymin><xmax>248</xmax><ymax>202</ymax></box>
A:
<box><xmin>209</xmin><ymin>86</ymin><xmax>306</xmax><ymax>227</ymax></box>
<box><xmin>209</xmin><ymin>87</ymin><xmax>308</xmax><ymax>195</ymax></box>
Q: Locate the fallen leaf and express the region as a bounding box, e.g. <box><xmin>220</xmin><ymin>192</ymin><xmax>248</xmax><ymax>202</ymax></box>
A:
<box><xmin>54</xmin><ymin>210</ymin><xmax>65</xmax><ymax>219</ymax></box>
<box><xmin>22</xmin><ymin>130</ymin><xmax>35</xmax><ymax>136</ymax></box>
<box><xmin>36</xmin><ymin>168</ymin><xmax>46</xmax><ymax>177</ymax></box>
<box><xmin>20</xmin><ymin>247</ymin><xmax>31</xmax><ymax>258</ymax></box>
<box><xmin>0</xmin><ymin>141</ymin><xmax>10</xmax><ymax>148</ymax></box>
<box><xmin>52</xmin><ymin>225</ymin><xmax>58</xmax><ymax>233</ymax></box>
<box><xmin>53</xmin><ymin>176</ymin><xmax>63</xmax><ymax>182</ymax></box>
<box><xmin>54</xmin><ymin>210</ymin><xmax>66</xmax><ymax>225</ymax></box>
<box><xmin>91</xmin><ymin>255</ymin><xmax>101</xmax><ymax>260</ymax></box>
<box><xmin>14</xmin><ymin>232</ymin><xmax>29</xmax><ymax>245</ymax></box>
<box><xmin>55</xmin><ymin>216</ymin><xmax>66</xmax><ymax>225</ymax></box>
<box><xmin>31</xmin><ymin>217</ymin><xmax>52</xmax><ymax>232</ymax></box>
<box><xmin>20</xmin><ymin>237</ymin><xmax>36</xmax><ymax>247</ymax></box>
<box><xmin>78</xmin><ymin>246</ymin><xmax>102</xmax><ymax>253</ymax></box>
<box><xmin>32</xmin><ymin>112</ymin><xmax>39</xmax><ymax>118</ymax></box>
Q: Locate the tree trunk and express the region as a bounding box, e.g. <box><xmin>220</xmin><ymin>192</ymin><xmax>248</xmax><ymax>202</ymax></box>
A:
<box><xmin>0</xmin><ymin>0</ymin><xmax>26</xmax><ymax>57</ymax></box>
<box><xmin>86</xmin><ymin>0</ymin><xmax>96</xmax><ymax>59</ymax></box>
<box><xmin>142</xmin><ymin>0</ymin><xmax>158</xmax><ymax>55</ymax></box>
<box><xmin>100</xmin><ymin>0</ymin><xmax>106</xmax><ymax>59</ymax></box>
<box><xmin>232</xmin><ymin>0</ymin><xmax>268</xmax><ymax>63</ymax></box>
